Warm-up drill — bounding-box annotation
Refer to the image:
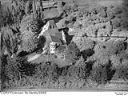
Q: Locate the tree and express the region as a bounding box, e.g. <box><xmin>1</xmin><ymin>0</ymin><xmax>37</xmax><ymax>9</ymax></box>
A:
<box><xmin>20</xmin><ymin>14</ymin><xmax>42</xmax><ymax>52</ymax></box>
<box><xmin>1</xmin><ymin>26</ymin><xmax>19</xmax><ymax>58</ymax></box>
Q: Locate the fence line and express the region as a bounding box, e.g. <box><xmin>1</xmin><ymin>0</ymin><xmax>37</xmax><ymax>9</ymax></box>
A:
<box><xmin>37</xmin><ymin>35</ymin><xmax>128</xmax><ymax>38</ymax></box>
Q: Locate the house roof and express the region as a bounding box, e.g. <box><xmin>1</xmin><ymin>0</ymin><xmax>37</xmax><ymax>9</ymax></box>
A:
<box><xmin>50</xmin><ymin>35</ymin><xmax>62</xmax><ymax>43</ymax></box>
<box><xmin>41</xmin><ymin>20</ymin><xmax>64</xmax><ymax>43</ymax></box>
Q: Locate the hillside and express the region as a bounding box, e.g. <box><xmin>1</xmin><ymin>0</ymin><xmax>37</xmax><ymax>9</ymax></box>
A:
<box><xmin>0</xmin><ymin>0</ymin><xmax>128</xmax><ymax>91</ymax></box>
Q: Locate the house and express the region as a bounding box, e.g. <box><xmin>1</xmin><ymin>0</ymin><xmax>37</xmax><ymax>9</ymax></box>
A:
<box><xmin>38</xmin><ymin>20</ymin><xmax>67</xmax><ymax>54</ymax></box>
<box><xmin>27</xmin><ymin>20</ymin><xmax>73</xmax><ymax>62</ymax></box>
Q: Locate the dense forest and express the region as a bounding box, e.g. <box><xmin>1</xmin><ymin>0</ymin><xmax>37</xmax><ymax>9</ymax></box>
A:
<box><xmin>0</xmin><ymin>0</ymin><xmax>128</xmax><ymax>91</ymax></box>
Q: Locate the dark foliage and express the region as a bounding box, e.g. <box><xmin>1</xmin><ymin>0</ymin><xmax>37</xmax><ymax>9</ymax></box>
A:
<box><xmin>1</xmin><ymin>26</ymin><xmax>20</xmax><ymax>57</ymax></box>
<box><xmin>90</xmin><ymin>61</ymin><xmax>116</xmax><ymax>85</ymax></box>
<box><xmin>64</xmin><ymin>41</ymin><xmax>81</xmax><ymax>64</ymax></box>
<box><xmin>17</xmin><ymin>57</ymin><xmax>36</xmax><ymax>76</ymax></box>
<box><xmin>113</xmin><ymin>65</ymin><xmax>128</xmax><ymax>80</ymax></box>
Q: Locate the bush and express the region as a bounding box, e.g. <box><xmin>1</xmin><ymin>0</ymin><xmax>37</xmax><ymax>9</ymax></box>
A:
<box><xmin>35</xmin><ymin>62</ymin><xmax>59</xmax><ymax>80</ymax></box>
<box><xmin>63</xmin><ymin>1</ymin><xmax>78</xmax><ymax>16</ymax></box>
<box><xmin>110</xmin><ymin>50</ymin><xmax>128</xmax><ymax>80</ymax></box>
<box><xmin>64</xmin><ymin>41</ymin><xmax>80</xmax><ymax>64</ymax></box>
<box><xmin>90</xmin><ymin>64</ymin><xmax>105</xmax><ymax>84</ymax></box>
<box><xmin>72</xmin><ymin>36</ymin><xmax>95</xmax><ymax>51</ymax></box>
<box><xmin>113</xmin><ymin>65</ymin><xmax>128</xmax><ymax>80</ymax></box>
<box><xmin>5</xmin><ymin>57</ymin><xmax>21</xmax><ymax>80</ymax></box>
<box><xmin>92</xmin><ymin>42</ymin><xmax>112</xmax><ymax>65</ymax></box>
<box><xmin>17</xmin><ymin>57</ymin><xmax>36</xmax><ymax>76</ymax></box>
<box><xmin>2</xmin><ymin>56</ymin><xmax>21</xmax><ymax>89</ymax></box>
<box><xmin>110</xmin><ymin>55</ymin><xmax>121</xmax><ymax>69</ymax></box>
<box><xmin>110</xmin><ymin>49</ymin><xmax>128</xmax><ymax>69</ymax></box>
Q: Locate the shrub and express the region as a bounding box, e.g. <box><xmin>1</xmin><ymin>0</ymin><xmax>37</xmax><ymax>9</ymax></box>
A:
<box><xmin>4</xmin><ymin>57</ymin><xmax>21</xmax><ymax>80</ymax></box>
<box><xmin>90</xmin><ymin>58</ymin><xmax>117</xmax><ymax>85</ymax></box>
<box><xmin>2</xmin><ymin>56</ymin><xmax>22</xmax><ymax>89</ymax></box>
<box><xmin>63</xmin><ymin>1</ymin><xmax>78</xmax><ymax>16</ymax></box>
<box><xmin>64</xmin><ymin>41</ymin><xmax>80</xmax><ymax>64</ymax></box>
<box><xmin>80</xmin><ymin>49</ymin><xmax>95</xmax><ymax>61</ymax></box>
<box><xmin>110</xmin><ymin>55</ymin><xmax>121</xmax><ymax>69</ymax></box>
<box><xmin>75</xmin><ymin>56</ymin><xmax>85</xmax><ymax>66</ymax></box>
<box><xmin>72</xmin><ymin>36</ymin><xmax>95</xmax><ymax>51</ymax></box>
<box><xmin>92</xmin><ymin>42</ymin><xmax>112</xmax><ymax>65</ymax></box>
<box><xmin>33</xmin><ymin>62</ymin><xmax>59</xmax><ymax>87</ymax></box>
<box><xmin>67</xmin><ymin>60</ymin><xmax>93</xmax><ymax>80</ymax></box>
<box><xmin>110</xmin><ymin>48</ymin><xmax>128</xmax><ymax>69</ymax></box>
<box><xmin>113</xmin><ymin>65</ymin><xmax>128</xmax><ymax>80</ymax></box>
<box><xmin>28</xmin><ymin>19</ymin><xmax>42</xmax><ymax>33</ymax></box>
<box><xmin>90</xmin><ymin>63</ymin><xmax>110</xmax><ymax>85</ymax></box>
<box><xmin>17</xmin><ymin>57</ymin><xmax>36</xmax><ymax>76</ymax></box>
